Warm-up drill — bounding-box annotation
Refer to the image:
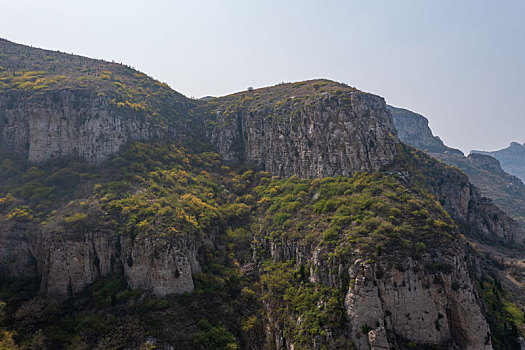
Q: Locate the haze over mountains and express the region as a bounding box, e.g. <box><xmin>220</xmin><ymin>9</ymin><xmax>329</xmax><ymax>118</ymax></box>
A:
<box><xmin>473</xmin><ymin>143</ymin><xmax>525</xmax><ymax>184</ymax></box>
<box><xmin>389</xmin><ymin>106</ymin><xmax>525</xmax><ymax>226</ymax></box>
<box><xmin>1</xmin><ymin>38</ymin><xmax>525</xmax><ymax>350</ymax></box>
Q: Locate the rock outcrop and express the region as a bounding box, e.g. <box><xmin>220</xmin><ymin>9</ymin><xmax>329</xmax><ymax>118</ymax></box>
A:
<box><xmin>261</xmin><ymin>233</ymin><xmax>493</xmax><ymax>349</ymax></box>
<box><xmin>387</xmin><ymin>105</ymin><xmax>462</xmax><ymax>155</ymax></box>
<box><xmin>0</xmin><ymin>39</ymin><xmax>523</xmax><ymax>349</ymax></box>
<box><xmin>0</xmin><ymin>218</ymin><xmax>203</xmax><ymax>298</ymax></box>
<box><xmin>390</xmin><ymin>105</ymin><xmax>525</xmax><ymax>239</ymax></box>
<box><xmin>0</xmin><ymin>222</ymin><xmax>38</xmax><ymax>281</ymax></box>
<box><xmin>473</xmin><ymin>142</ymin><xmax>525</xmax><ymax>183</ymax></box>
<box><xmin>211</xmin><ymin>82</ymin><xmax>399</xmax><ymax>178</ymax></box>
<box><xmin>121</xmin><ymin>236</ymin><xmax>201</xmax><ymax>295</ymax></box>
<box><xmin>409</xmin><ymin>155</ymin><xmax>525</xmax><ymax>244</ymax></box>
<box><xmin>0</xmin><ymin>38</ymin><xmax>199</xmax><ymax>164</ymax></box>
<box><xmin>0</xmin><ymin>90</ymin><xmax>164</xmax><ymax>163</ymax></box>
<box><xmin>467</xmin><ymin>153</ymin><xmax>507</xmax><ymax>176</ymax></box>
<box><xmin>346</xmin><ymin>257</ymin><xmax>492</xmax><ymax>349</ymax></box>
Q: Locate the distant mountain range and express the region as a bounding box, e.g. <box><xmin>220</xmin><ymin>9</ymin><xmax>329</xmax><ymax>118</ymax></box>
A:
<box><xmin>389</xmin><ymin>105</ymin><xmax>525</xmax><ymax>226</ymax></box>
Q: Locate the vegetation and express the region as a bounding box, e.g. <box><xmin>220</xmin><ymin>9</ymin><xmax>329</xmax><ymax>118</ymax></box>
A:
<box><xmin>260</xmin><ymin>261</ymin><xmax>351</xmax><ymax>348</ymax></box>
<box><xmin>252</xmin><ymin>170</ymin><xmax>458</xmax><ymax>261</ymax></box>
<box><xmin>0</xmin><ymin>39</ymin><xmax>206</xmax><ymax>153</ymax></box>
<box><xmin>0</xmin><ymin>140</ymin><xmax>500</xmax><ymax>348</ymax></box>
<box><xmin>478</xmin><ymin>276</ymin><xmax>525</xmax><ymax>349</ymax></box>
<box><xmin>204</xmin><ymin>79</ymin><xmax>359</xmax><ymax>126</ymax></box>
<box><xmin>1</xmin><ymin>38</ymin><xmax>524</xmax><ymax>349</ymax></box>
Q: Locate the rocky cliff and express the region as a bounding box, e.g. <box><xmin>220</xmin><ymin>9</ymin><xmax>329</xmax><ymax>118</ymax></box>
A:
<box><xmin>0</xmin><ymin>89</ymin><xmax>164</xmax><ymax>163</ymax></box>
<box><xmin>392</xmin><ymin>146</ymin><xmax>525</xmax><ymax>245</ymax></box>
<box><xmin>0</xmin><ymin>205</ymin><xmax>202</xmax><ymax>299</ymax></box>
<box><xmin>0</xmin><ymin>39</ymin><xmax>524</xmax><ymax>349</ymax></box>
<box><xmin>210</xmin><ymin>81</ymin><xmax>399</xmax><ymax>178</ymax></box>
<box><xmin>253</xmin><ymin>173</ymin><xmax>495</xmax><ymax>349</ymax></box>
<box><xmin>346</xmin><ymin>256</ymin><xmax>491</xmax><ymax>350</ymax></box>
<box><xmin>390</xmin><ymin>105</ymin><xmax>525</xmax><ymax>228</ymax></box>
<box><xmin>387</xmin><ymin>105</ymin><xmax>462</xmax><ymax>155</ymax></box>
<box><xmin>473</xmin><ymin>142</ymin><xmax>525</xmax><ymax>183</ymax></box>
<box><xmin>0</xmin><ymin>38</ymin><xmax>202</xmax><ymax>163</ymax></box>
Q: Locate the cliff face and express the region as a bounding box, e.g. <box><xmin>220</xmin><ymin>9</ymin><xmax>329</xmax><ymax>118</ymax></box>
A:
<box><xmin>0</xmin><ymin>217</ymin><xmax>202</xmax><ymax>298</ymax></box>
<box><xmin>268</xmin><ymin>245</ymin><xmax>493</xmax><ymax>349</ymax></box>
<box><xmin>419</xmin><ymin>156</ymin><xmax>525</xmax><ymax>244</ymax></box>
<box><xmin>346</xmin><ymin>257</ymin><xmax>491</xmax><ymax>350</ymax></box>
<box><xmin>473</xmin><ymin>142</ymin><xmax>525</xmax><ymax>183</ymax></box>
<box><xmin>264</xmin><ymin>245</ymin><xmax>493</xmax><ymax>349</ymax></box>
<box><xmin>390</xmin><ymin>105</ymin><xmax>525</xmax><ymax>230</ymax></box>
<box><xmin>1</xmin><ymin>39</ymin><xmax>524</xmax><ymax>348</ymax></box>
<box><xmin>467</xmin><ymin>153</ymin><xmax>508</xmax><ymax>176</ymax></box>
<box><xmin>0</xmin><ymin>38</ymin><xmax>201</xmax><ymax>164</ymax></box>
<box><xmin>387</xmin><ymin>105</ymin><xmax>462</xmax><ymax>155</ymax></box>
<box><xmin>210</xmin><ymin>82</ymin><xmax>399</xmax><ymax>178</ymax></box>
<box><xmin>0</xmin><ymin>90</ymin><xmax>164</xmax><ymax>163</ymax></box>
<box><xmin>253</xmin><ymin>171</ymin><xmax>494</xmax><ymax>349</ymax></box>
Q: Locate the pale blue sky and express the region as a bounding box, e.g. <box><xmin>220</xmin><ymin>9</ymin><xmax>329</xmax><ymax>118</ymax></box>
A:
<box><xmin>1</xmin><ymin>0</ymin><xmax>524</xmax><ymax>153</ymax></box>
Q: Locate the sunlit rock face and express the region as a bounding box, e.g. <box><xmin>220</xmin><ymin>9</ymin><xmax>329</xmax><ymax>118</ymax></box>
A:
<box><xmin>212</xmin><ymin>90</ymin><xmax>399</xmax><ymax>178</ymax></box>
<box><xmin>0</xmin><ymin>90</ymin><xmax>163</xmax><ymax>163</ymax></box>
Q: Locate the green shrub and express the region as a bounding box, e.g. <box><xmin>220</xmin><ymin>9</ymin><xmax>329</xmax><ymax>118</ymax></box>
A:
<box><xmin>192</xmin><ymin>319</ymin><xmax>238</xmax><ymax>350</ymax></box>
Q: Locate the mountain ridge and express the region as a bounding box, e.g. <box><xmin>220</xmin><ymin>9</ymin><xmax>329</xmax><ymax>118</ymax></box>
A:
<box><xmin>473</xmin><ymin>142</ymin><xmax>525</xmax><ymax>183</ymax></box>
<box><xmin>0</xmin><ymin>38</ymin><xmax>524</xmax><ymax>349</ymax></box>
<box><xmin>389</xmin><ymin>105</ymin><xmax>525</xmax><ymax>227</ymax></box>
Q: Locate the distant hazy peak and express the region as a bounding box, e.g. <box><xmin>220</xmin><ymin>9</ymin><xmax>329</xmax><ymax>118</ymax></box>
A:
<box><xmin>387</xmin><ymin>105</ymin><xmax>462</xmax><ymax>155</ymax></box>
<box><xmin>472</xmin><ymin>142</ymin><xmax>525</xmax><ymax>182</ymax></box>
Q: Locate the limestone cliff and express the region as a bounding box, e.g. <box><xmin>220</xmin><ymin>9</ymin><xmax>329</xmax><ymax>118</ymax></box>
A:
<box><xmin>210</xmin><ymin>81</ymin><xmax>399</xmax><ymax>178</ymax></box>
<box><xmin>256</xmin><ymin>192</ymin><xmax>493</xmax><ymax>349</ymax></box>
<box><xmin>346</xmin><ymin>256</ymin><xmax>491</xmax><ymax>350</ymax></box>
<box><xmin>0</xmin><ymin>90</ymin><xmax>164</xmax><ymax>163</ymax></box>
<box><xmin>246</xmin><ymin>170</ymin><xmax>503</xmax><ymax>350</ymax></box>
<box><xmin>398</xmin><ymin>149</ymin><xmax>525</xmax><ymax>245</ymax></box>
<box><xmin>0</xmin><ymin>210</ymin><xmax>202</xmax><ymax>299</ymax></box>
<box><xmin>0</xmin><ymin>39</ymin><xmax>523</xmax><ymax>349</ymax></box>
<box><xmin>0</xmin><ymin>38</ymin><xmax>201</xmax><ymax>163</ymax></box>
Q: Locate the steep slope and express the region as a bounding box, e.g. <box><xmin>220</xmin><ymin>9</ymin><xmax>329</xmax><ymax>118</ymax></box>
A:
<box><xmin>0</xmin><ymin>39</ymin><xmax>525</xmax><ymax>349</ymax></box>
<box><xmin>473</xmin><ymin>142</ymin><xmax>525</xmax><ymax>183</ymax></box>
<box><xmin>0</xmin><ymin>145</ymin><xmax>502</xmax><ymax>349</ymax></box>
<box><xmin>438</xmin><ymin>153</ymin><xmax>525</xmax><ymax>224</ymax></box>
<box><xmin>0</xmin><ymin>38</ymin><xmax>205</xmax><ymax>163</ymax></box>
<box><xmin>387</xmin><ymin>105</ymin><xmax>462</xmax><ymax>155</ymax></box>
<box><xmin>389</xmin><ymin>105</ymin><xmax>525</xmax><ymax>226</ymax></box>
<box><xmin>208</xmin><ymin>80</ymin><xmax>399</xmax><ymax>178</ymax></box>
<box><xmin>252</xmin><ymin>170</ymin><xmax>494</xmax><ymax>349</ymax></box>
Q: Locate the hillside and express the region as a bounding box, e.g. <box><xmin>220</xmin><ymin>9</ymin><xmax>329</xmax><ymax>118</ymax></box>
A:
<box><xmin>1</xmin><ymin>142</ymin><xmax>508</xmax><ymax>350</ymax></box>
<box><xmin>0</xmin><ymin>39</ymin><xmax>524</xmax><ymax>349</ymax></box>
<box><xmin>0</xmin><ymin>38</ymin><xmax>204</xmax><ymax>163</ymax></box>
<box><xmin>389</xmin><ymin>105</ymin><xmax>525</xmax><ymax>226</ymax></box>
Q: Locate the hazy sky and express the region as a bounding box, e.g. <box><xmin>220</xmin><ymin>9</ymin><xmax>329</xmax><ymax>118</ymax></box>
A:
<box><xmin>1</xmin><ymin>0</ymin><xmax>524</xmax><ymax>153</ymax></box>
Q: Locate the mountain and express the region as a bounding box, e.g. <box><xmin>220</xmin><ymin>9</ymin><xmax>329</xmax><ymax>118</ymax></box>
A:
<box><xmin>209</xmin><ymin>80</ymin><xmax>398</xmax><ymax>177</ymax></box>
<box><xmin>387</xmin><ymin>105</ymin><xmax>462</xmax><ymax>155</ymax></box>
<box><xmin>389</xmin><ymin>105</ymin><xmax>525</xmax><ymax>226</ymax></box>
<box><xmin>473</xmin><ymin>142</ymin><xmax>525</xmax><ymax>183</ymax></box>
<box><xmin>0</xmin><ymin>39</ymin><xmax>524</xmax><ymax>349</ymax></box>
<box><xmin>0</xmin><ymin>38</ymin><xmax>203</xmax><ymax>163</ymax></box>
